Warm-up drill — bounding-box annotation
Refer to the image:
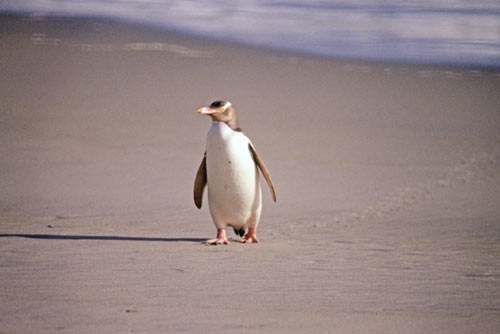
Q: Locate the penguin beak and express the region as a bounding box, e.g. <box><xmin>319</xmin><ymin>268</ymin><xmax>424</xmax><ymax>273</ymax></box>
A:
<box><xmin>197</xmin><ymin>107</ymin><xmax>220</xmax><ymax>115</ymax></box>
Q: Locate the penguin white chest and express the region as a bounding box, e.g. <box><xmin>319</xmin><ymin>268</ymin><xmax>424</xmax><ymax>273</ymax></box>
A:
<box><xmin>205</xmin><ymin>122</ymin><xmax>262</xmax><ymax>228</ymax></box>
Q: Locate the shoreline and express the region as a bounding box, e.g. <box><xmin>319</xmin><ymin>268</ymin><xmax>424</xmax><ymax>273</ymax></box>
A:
<box><xmin>3</xmin><ymin>12</ymin><xmax>500</xmax><ymax>71</ymax></box>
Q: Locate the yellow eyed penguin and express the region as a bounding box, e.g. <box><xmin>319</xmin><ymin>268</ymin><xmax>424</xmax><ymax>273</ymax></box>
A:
<box><xmin>194</xmin><ymin>100</ymin><xmax>276</xmax><ymax>245</ymax></box>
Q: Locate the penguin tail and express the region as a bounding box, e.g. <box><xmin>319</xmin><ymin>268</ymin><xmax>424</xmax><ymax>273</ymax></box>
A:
<box><xmin>233</xmin><ymin>227</ymin><xmax>246</xmax><ymax>237</ymax></box>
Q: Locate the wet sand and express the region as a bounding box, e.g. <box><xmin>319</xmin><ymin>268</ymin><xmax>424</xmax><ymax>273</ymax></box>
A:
<box><xmin>1</xmin><ymin>15</ymin><xmax>499</xmax><ymax>333</ymax></box>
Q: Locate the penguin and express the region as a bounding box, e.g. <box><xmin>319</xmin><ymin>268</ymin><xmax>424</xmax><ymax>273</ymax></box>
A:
<box><xmin>194</xmin><ymin>100</ymin><xmax>276</xmax><ymax>245</ymax></box>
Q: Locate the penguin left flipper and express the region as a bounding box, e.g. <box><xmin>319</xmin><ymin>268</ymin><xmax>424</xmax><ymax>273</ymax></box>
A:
<box><xmin>193</xmin><ymin>153</ymin><xmax>207</xmax><ymax>209</ymax></box>
<box><xmin>248</xmin><ymin>143</ymin><xmax>277</xmax><ymax>202</ymax></box>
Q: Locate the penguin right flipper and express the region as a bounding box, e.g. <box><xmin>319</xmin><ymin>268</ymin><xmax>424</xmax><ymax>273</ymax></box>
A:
<box><xmin>248</xmin><ymin>143</ymin><xmax>277</xmax><ymax>202</ymax></box>
<box><xmin>193</xmin><ymin>153</ymin><xmax>207</xmax><ymax>209</ymax></box>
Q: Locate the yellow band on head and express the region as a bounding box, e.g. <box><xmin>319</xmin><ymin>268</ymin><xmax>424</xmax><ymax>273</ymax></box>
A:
<box><xmin>223</xmin><ymin>101</ymin><xmax>232</xmax><ymax>111</ymax></box>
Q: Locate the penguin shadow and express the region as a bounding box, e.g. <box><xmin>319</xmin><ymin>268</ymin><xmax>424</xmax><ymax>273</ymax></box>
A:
<box><xmin>0</xmin><ymin>233</ymin><xmax>206</xmax><ymax>243</ymax></box>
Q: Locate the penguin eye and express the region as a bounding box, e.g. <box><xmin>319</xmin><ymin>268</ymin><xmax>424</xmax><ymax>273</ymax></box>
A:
<box><xmin>210</xmin><ymin>100</ymin><xmax>225</xmax><ymax>108</ymax></box>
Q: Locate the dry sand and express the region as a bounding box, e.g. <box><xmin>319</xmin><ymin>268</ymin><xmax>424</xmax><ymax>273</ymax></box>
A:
<box><xmin>1</xmin><ymin>15</ymin><xmax>499</xmax><ymax>333</ymax></box>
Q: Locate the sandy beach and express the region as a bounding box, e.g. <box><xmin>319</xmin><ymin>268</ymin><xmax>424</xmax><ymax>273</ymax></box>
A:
<box><xmin>1</xmin><ymin>15</ymin><xmax>499</xmax><ymax>333</ymax></box>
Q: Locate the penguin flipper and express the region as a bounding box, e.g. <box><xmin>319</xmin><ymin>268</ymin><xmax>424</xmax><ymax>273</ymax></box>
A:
<box><xmin>194</xmin><ymin>153</ymin><xmax>207</xmax><ymax>209</ymax></box>
<box><xmin>248</xmin><ymin>143</ymin><xmax>277</xmax><ymax>202</ymax></box>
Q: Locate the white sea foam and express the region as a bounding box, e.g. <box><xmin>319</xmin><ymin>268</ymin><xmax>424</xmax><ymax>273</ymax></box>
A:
<box><xmin>2</xmin><ymin>0</ymin><xmax>499</xmax><ymax>67</ymax></box>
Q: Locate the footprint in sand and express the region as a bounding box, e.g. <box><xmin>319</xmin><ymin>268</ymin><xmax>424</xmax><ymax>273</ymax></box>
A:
<box><xmin>331</xmin><ymin>151</ymin><xmax>499</xmax><ymax>225</ymax></box>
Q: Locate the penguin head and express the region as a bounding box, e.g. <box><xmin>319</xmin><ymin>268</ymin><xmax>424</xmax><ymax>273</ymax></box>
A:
<box><xmin>197</xmin><ymin>100</ymin><xmax>239</xmax><ymax>130</ymax></box>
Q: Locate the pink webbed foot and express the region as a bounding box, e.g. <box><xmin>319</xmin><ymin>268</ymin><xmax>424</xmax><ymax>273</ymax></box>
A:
<box><xmin>241</xmin><ymin>228</ymin><xmax>259</xmax><ymax>243</ymax></box>
<box><xmin>206</xmin><ymin>228</ymin><xmax>230</xmax><ymax>245</ymax></box>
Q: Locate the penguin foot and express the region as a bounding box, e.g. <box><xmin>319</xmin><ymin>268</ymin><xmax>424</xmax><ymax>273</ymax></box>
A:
<box><xmin>241</xmin><ymin>228</ymin><xmax>259</xmax><ymax>243</ymax></box>
<box><xmin>206</xmin><ymin>237</ymin><xmax>229</xmax><ymax>245</ymax></box>
<box><xmin>206</xmin><ymin>228</ymin><xmax>229</xmax><ymax>245</ymax></box>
